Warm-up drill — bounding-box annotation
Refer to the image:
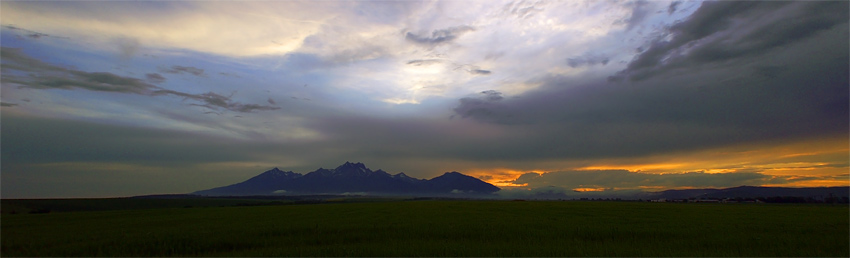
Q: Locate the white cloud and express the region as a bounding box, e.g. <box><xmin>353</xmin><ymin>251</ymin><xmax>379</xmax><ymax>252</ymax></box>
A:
<box><xmin>1</xmin><ymin>1</ymin><xmax>338</xmax><ymax>57</ymax></box>
<box><xmin>1</xmin><ymin>0</ymin><xmax>688</xmax><ymax>105</ymax></box>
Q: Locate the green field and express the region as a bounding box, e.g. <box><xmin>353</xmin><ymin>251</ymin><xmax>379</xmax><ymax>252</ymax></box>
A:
<box><xmin>2</xmin><ymin>199</ymin><xmax>847</xmax><ymax>257</ymax></box>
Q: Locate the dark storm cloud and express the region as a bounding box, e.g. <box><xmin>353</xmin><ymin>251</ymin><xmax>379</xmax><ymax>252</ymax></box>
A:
<box><xmin>454</xmin><ymin>64</ymin><xmax>490</xmax><ymax>75</ymax></box>
<box><xmin>449</xmin><ymin>58</ymin><xmax>848</xmax><ymax>160</ymax></box>
<box><xmin>1</xmin><ymin>112</ymin><xmax>478</xmax><ymax>197</ymax></box>
<box><xmin>512</xmin><ymin>170</ymin><xmax>783</xmax><ymax>190</ymax></box>
<box><xmin>230</xmin><ymin>103</ymin><xmax>280</xmax><ymax>113</ymax></box>
<box><xmin>614</xmin><ymin>1</ymin><xmax>848</xmax><ymax>81</ymax></box>
<box><xmin>1</xmin><ymin>47</ymin><xmax>73</xmax><ymax>74</ymax></box>
<box><xmin>145</xmin><ymin>73</ymin><xmax>166</xmax><ymax>84</ymax></box>
<box><xmin>406</xmin><ymin>59</ymin><xmax>442</xmax><ymax>66</ymax></box>
<box><xmin>405</xmin><ymin>25</ymin><xmax>475</xmax><ymax>47</ymax></box>
<box><xmin>620</xmin><ymin>0</ymin><xmax>652</xmax><ymax>31</ymax></box>
<box><xmin>449</xmin><ymin>1</ymin><xmax>848</xmax><ymax>161</ymax></box>
<box><xmin>1</xmin><ymin>47</ymin><xmax>278</xmax><ymax>114</ymax></box>
<box><xmin>478</xmin><ymin>90</ymin><xmax>503</xmax><ymax>101</ymax></box>
<box><xmin>667</xmin><ymin>1</ymin><xmax>681</xmax><ymax>15</ymax></box>
<box><xmin>267</xmin><ymin>97</ymin><xmax>276</xmax><ymax>105</ymax></box>
<box><xmin>567</xmin><ymin>53</ymin><xmax>610</xmax><ymax>68</ymax></box>
<box><xmin>159</xmin><ymin>65</ymin><xmax>205</xmax><ymax>76</ymax></box>
<box><xmin>2</xmin><ymin>24</ymin><xmax>68</xmax><ymax>40</ymax></box>
<box><xmin>2</xmin><ymin>47</ymin><xmax>153</xmax><ymax>94</ymax></box>
<box><xmin>0</xmin><ymin>113</ymin><xmax>284</xmax><ymax>167</ymax></box>
<box><xmin>151</xmin><ymin>90</ymin><xmax>280</xmax><ymax>113</ymax></box>
<box><xmin>299</xmin><ymin>111</ymin><xmax>554</xmax><ymax>168</ymax></box>
<box><xmin>452</xmin><ymin>90</ymin><xmax>512</xmax><ymax>123</ymax></box>
<box><xmin>1</xmin><ymin>110</ymin><xmax>476</xmax><ymax>182</ymax></box>
<box><xmin>1</xmin><ymin>102</ymin><xmax>18</xmax><ymax>107</ymax></box>
<box><xmin>0</xmin><ymin>49</ymin><xmax>156</xmax><ymax>94</ymax></box>
<box><xmin>58</xmin><ymin>71</ymin><xmax>154</xmax><ymax>93</ymax></box>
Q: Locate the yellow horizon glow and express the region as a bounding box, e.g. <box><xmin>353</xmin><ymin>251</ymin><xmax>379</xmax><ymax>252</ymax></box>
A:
<box><xmin>466</xmin><ymin>135</ymin><xmax>849</xmax><ymax>189</ymax></box>
<box><xmin>572</xmin><ymin>187</ymin><xmax>606</xmax><ymax>192</ymax></box>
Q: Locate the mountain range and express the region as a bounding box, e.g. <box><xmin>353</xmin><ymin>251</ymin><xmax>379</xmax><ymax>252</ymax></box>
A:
<box><xmin>650</xmin><ymin>185</ymin><xmax>850</xmax><ymax>200</ymax></box>
<box><xmin>193</xmin><ymin>162</ymin><xmax>500</xmax><ymax>196</ymax></box>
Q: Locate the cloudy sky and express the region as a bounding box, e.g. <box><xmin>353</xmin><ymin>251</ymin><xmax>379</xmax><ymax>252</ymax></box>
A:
<box><xmin>1</xmin><ymin>0</ymin><xmax>847</xmax><ymax>198</ymax></box>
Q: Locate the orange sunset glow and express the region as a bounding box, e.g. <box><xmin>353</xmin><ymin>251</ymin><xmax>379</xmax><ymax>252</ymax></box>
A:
<box><xmin>469</xmin><ymin>135</ymin><xmax>848</xmax><ymax>191</ymax></box>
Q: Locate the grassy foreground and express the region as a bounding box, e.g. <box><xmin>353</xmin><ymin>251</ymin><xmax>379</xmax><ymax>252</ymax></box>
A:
<box><xmin>2</xmin><ymin>200</ymin><xmax>848</xmax><ymax>257</ymax></box>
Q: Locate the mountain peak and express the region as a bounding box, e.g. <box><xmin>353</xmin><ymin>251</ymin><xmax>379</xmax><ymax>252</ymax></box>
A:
<box><xmin>259</xmin><ymin>167</ymin><xmax>283</xmax><ymax>175</ymax></box>
<box><xmin>255</xmin><ymin>167</ymin><xmax>301</xmax><ymax>179</ymax></box>
<box><xmin>428</xmin><ymin>171</ymin><xmax>500</xmax><ymax>193</ymax></box>
<box><xmin>194</xmin><ymin>163</ymin><xmax>500</xmax><ymax>196</ymax></box>
<box><xmin>439</xmin><ymin>171</ymin><xmax>465</xmax><ymax>177</ymax></box>
<box><xmin>336</xmin><ymin>161</ymin><xmax>367</xmax><ymax>170</ymax></box>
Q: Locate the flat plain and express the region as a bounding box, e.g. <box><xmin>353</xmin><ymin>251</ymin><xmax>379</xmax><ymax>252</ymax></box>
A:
<box><xmin>2</xmin><ymin>199</ymin><xmax>847</xmax><ymax>257</ymax></box>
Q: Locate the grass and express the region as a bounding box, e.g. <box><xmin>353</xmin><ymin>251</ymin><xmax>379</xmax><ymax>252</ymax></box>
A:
<box><xmin>2</xmin><ymin>200</ymin><xmax>848</xmax><ymax>256</ymax></box>
<box><xmin>0</xmin><ymin>197</ymin><xmax>295</xmax><ymax>214</ymax></box>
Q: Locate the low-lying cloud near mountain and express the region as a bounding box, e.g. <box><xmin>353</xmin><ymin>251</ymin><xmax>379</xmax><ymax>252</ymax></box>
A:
<box><xmin>511</xmin><ymin>170</ymin><xmax>784</xmax><ymax>190</ymax></box>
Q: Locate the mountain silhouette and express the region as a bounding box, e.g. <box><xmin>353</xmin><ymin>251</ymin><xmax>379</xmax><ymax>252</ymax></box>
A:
<box><xmin>192</xmin><ymin>167</ymin><xmax>302</xmax><ymax>196</ymax></box>
<box><xmin>652</xmin><ymin>185</ymin><xmax>850</xmax><ymax>200</ymax></box>
<box><xmin>193</xmin><ymin>162</ymin><xmax>500</xmax><ymax>196</ymax></box>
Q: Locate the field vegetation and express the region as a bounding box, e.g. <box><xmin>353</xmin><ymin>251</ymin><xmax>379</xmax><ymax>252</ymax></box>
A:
<box><xmin>2</xmin><ymin>199</ymin><xmax>847</xmax><ymax>256</ymax></box>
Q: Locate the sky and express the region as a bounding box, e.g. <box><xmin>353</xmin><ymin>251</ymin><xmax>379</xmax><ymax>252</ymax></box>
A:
<box><xmin>1</xmin><ymin>0</ymin><xmax>847</xmax><ymax>198</ymax></box>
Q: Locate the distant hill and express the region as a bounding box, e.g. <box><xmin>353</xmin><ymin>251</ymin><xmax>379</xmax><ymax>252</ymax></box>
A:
<box><xmin>651</xmin><ymin>186</ymin><xmax>850</xmax><ymax>200</ymax></box>
<box><xmin>193</xmin><ymin>162</ymin><xmax>500</xmax><ymax>196</ymax></box>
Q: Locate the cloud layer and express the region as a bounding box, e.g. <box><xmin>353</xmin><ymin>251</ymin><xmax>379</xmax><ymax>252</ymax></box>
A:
<box><xmin>1</xmin><ymin>0</ymin><xmax>847</xmax><ymax>198</ymax></box>
<box><xmin>512</xmin><ymin>170</ymin><xmax>785</xmax><ymax>190</ymax></box>
<box><xmin>451</xmin><ymin>0</ymin><xmax>848</xmax><ymax>161</ymax></box>
<box><xmin>1</xmin><ymin>47</ymin><xmax>278</xmax><ymax>114</ymax></box>
<box><xmin>613</xmin><ymin>1</ymin><xmax>848</xmax><ymax>81</ymax></box>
